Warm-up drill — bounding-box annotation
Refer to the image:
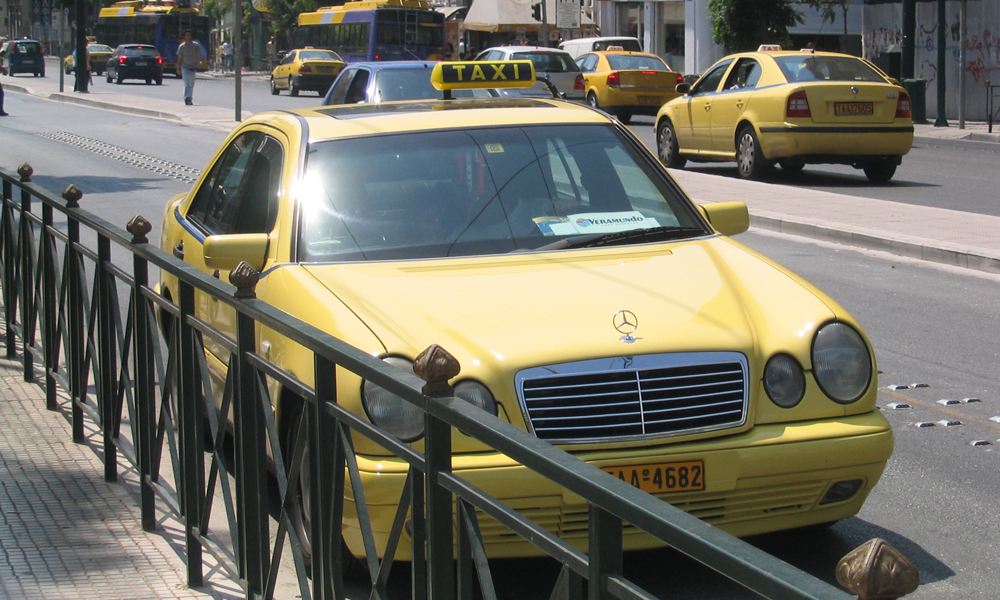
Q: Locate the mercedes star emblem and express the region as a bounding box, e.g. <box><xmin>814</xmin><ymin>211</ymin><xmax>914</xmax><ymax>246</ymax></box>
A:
<box><xmin>613</xmin><ymin>310</ymin><xmax>638</xmax><ymax>343</ymax></box>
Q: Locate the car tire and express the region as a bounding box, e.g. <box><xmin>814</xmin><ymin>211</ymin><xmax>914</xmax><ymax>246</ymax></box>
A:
<box><xmin>284</xmin><ymin>402</ymin><xmax>367</xmax><ymax>580</ymax></box>
<box><xmin>116</xmin><ymin>72</ymin><xmax>124</xmax><ymax>85</ymax></box>
<box><xmin>155</xmin><ymin>77</ymin><xmax>162</xmax><ymax>85</ymax></box>
<box><xmin>106</xmin><ymin>72</ymin><xmax>113</xmax><ymax>83</ymax></box>
<box><xmin>587</xmin><ymin>92</ymin><xmax>599</xmax><ymax>109</ymax></box>
<box><xmin>779</xmin><ymin>161</ymin><xmax>804</xmax><ymax>173</ymax></box>
<box><xmin>270</xmin><ymin>76</ymin><xmax>279</xmax><ymax>95</ymax></box>
<box><xmin>289</xmin><ymin>77</ymin><xmax>299</xmax><ymax>97</ymax></box>
<box><xmin>863</xmin><ymin>159</ymin><xmax>897</xmax><ymax>182</ymax></box>
<box><xmin>736</xmin><ymin>125</ymin><xmax>770</xmax><ymax>180</ymax></box>
<box><xmin>657</xmin><ymin>120</ymin><xmax>687</xmax><ymax>169</ymax></box>
<box><xmin>146</xmin><ymin>78</ymin><xmax>152</xmax><ymax>85</ymax></box>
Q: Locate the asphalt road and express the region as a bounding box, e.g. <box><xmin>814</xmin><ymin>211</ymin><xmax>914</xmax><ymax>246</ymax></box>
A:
<box><xmin>2</xmin><ymin>82</ymin><xmax>999</xmax><ymax>599</ymax></box>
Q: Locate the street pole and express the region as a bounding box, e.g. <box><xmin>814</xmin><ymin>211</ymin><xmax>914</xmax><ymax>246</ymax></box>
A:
<box><xmin>934</xmin><ymin>0</ymin><xmax>947</xmax><ymax>126</ymax></box>
<box><xmin>958</xmin><ymin>0</ymin><xmax>967</xmax><ymax>129</ymax></box>
<box><xmin>901</xmin><ymin>0</ymin><xmax>915</xmax><ymax>79</ymax></box>
<box><xmin>540</xmin><ymin>0</ymin><xmax>548</xmax><ymax>47</ymax></box>
<box><xmin>234</xmin><ymin>0</ymin><xmax>242</xmax><ymax>121</ymax></box>
<box><xmin>73</xmin><ymin>0</ymin><xmax>87</xmax><ymax>92</ymax></box>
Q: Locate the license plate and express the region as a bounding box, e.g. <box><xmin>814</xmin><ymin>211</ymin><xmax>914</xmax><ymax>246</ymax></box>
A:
<box><xmin>316</xmin><ymin>67</ymin><xmax>332</xmax><ymax>73</ymax></box>
<box><xmin>638</xmin><ymin>95</ymin><xmax>663</xmax><ymax>106</ymax></box>
<box><xmin>135</xmin><ymin>61</ymin><xmax>148</xmax><ymax>66</ymax></box>
<box><xmin>602</xmin><ymin>460</ymin><xmax>705</xmax><ymax>494</ymax></box>
<box><xmin>835</xmin><ymin>102</ymin><xmax>873</xmax><ymax>116</ymax></box>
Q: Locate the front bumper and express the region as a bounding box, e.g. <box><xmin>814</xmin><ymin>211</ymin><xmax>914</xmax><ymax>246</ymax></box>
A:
<box><xmin>342</xmin><ymin>411</ymin><xmax>893</xmax><ymax>560</ymax></box>
<box><xmin>757</xmin><ymin>124</ymin><xmax>914</xmax><ymax>161</ymax></box>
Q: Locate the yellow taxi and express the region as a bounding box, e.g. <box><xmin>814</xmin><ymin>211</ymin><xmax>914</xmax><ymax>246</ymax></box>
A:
<box><xmin>270</xmin><ymin>48</ymin><xmax>347</xmax><ymax>96</ymax></box>
<box><xmin>656</xmin><ymin>46</ymin><xmax>914</xmax><ymax>181</ymax></box>
<box><xmin>157</xmin><ymin>60</ymin><xmax>893</xmax><ymax>566</ymax></box>
<box><xmin>576</xmin><ymin>49</ymin><xmax>685</xmax><ymax>124</ymax></box>
<box><xmin>64</xmin><ymin>43</ymin><xmax>114</xmax><ymax>76</ymax></box>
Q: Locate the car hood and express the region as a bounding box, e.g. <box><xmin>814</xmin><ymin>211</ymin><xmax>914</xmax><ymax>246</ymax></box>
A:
<box><xmin>299</xmin><ymin>238</ymin><xmax>838</xmax><ymax>373</ymax></box>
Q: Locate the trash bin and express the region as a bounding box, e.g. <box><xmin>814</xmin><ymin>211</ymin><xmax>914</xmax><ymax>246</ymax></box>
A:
<box><xmin>901</xmin><ymin>78</ymin><xmax>928</xmax><ymax>124</ymax></box>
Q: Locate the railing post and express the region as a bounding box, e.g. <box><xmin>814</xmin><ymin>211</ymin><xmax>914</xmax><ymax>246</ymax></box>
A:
<box><xmin>97</xmin><ymin>232</ymin><xmax>118</xmax><ymax>483</ymax></box>
<box><xmin>128</xmin><ymin>216</ymin><xmax>157</xmax><ymax>531</ymax></box>
<box><xmin>230</xmin><ymin>263</ymin><xmax>270</xmax><ymax>596</ymax></box>
<box><xmin>1</xmin><ymin>175</ymin><xmax>14</xmax><ymax>357</ymax></box>
<box><xmin>41</xmin><ymin>197</ymin><xmax>57</xmax><ymax>411</ymax></box>
<box><xmin>63</xmin><ymin>187</ymin><xmax>86</xmax><ymax>443</ymax></box>
<box><xmin>415</xmin><ymin>345</ymin><xmax>460</xmax><ymax>600</ymax></box>
<box><xmin>312</xmin><ymin>352</ymin><xmax>339</xmax><ymax>600</ymax></box>
<box><xmin>588</xmin><ymin>505</ymin><xmax>622</xmax><ymax>600</ymax></box>
<box><xmin>177</xmin><ymin>279</ymin><xmax>204</xmax><ymax>586</ymax></box>
<box><xmin>18</xmin><ymin>164</ymin><xmax>35</xmax><ymax>381</ymax></box>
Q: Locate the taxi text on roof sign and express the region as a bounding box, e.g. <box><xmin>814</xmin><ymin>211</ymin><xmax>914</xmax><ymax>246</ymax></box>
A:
<box><xmin>431</xmin><ymin>61</ymin><xmax>536</xmax><ymax>90</ymax></box>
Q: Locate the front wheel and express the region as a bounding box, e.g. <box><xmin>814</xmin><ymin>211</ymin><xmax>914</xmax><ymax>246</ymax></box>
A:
<box><xmin>270</xmin><ymin>77</ymin><xmax>279</xmax><ymax>95</ymax></box>
<box><xmin>736</xmin><ymin>126</ymin><xmax>770</xmax><ymax>180</ymax></box>
<box><xmin>657</xmin><ymin>120</ymin><xmax>687</xmax><ymax>169</ymax></box>
<box><xmin>863</xmin><ymin>159</ymin><xmax>897</xmax><ymax>182</ymax></box>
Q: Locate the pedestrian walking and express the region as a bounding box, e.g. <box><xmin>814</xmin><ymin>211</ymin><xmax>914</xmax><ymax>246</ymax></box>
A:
<box><xmin>0</xmin><ymin>48</ymin><xmax>8</xmax><ymax>116</ymax></box>
<box><xmin>176</xmin><ymin>30</ymin><xmax>203</xmax><ymax>105</ymax></box>
<box><xmin>221</xmin><ymin>38</ymin><xmax>234</xmax><ymax>72</ymax></box>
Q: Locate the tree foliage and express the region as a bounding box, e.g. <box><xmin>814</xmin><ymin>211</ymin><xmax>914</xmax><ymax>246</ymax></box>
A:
<box><xmin>804</xmin><ymin>0</ymin><xmax>851</xmax><ymax>45</ymax></box>
<box><xmin>200</xmin><ymin>0</ymin><xmax>230</xmax><ymax>22</ymax></box>
<box><xmin>708</xmin><ymin>0</ymin><xmax>804</xmax><ymax>53</ymax></box>
<box><xmin>266</xmin><ymin>0</ymin><xmax>318</xmax><ymax>48</ymax></box>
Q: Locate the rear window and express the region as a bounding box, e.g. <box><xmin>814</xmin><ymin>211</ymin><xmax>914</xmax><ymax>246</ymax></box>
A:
<box><xmin>300</xmin><ymin>50</ymin><xmax>341</xmax><ymax>61</ymax></box>
<box><xmin>774</xmin><ymin>55</ymin><xmax>885</xmax><ymax>83</ymax></box>
<box><xmin>15</xmin><ymin>41</ymin><xmax>43</xmax><ymax>54</ymax></box>
<box><xmin>605</xmin><ymin>55</ymin><xmax>669</xmax><ymax>71</ymax></box>
<box><xmin>124</xmin><ymin>47</ymin><xmax>160</xmax><ymax>57</ymax></box>
<box><xmin>90</xmin><ymin>45</ymin><xmax>113</xmax><ymax>53</ymax></box>
<box><xmin>373</xmin><ymin>68</ymin><xmax>474</xmax><ymax>101</ymax></box>
<box><xmin>512</xmin><ymin>51</ymin><xmax>580</xmax><ymax>73</ymax></box>
<box><xmin>593</xmin><ymin>39</ymin><xmax>641</xmax><ymax>53</ymax></box>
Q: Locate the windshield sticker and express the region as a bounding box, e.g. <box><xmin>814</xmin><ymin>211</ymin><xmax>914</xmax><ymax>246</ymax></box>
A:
<box><xmin>484</xmin><ymin>144</ymin><xmax>505</xmax><ymax>153</ymax></box>
<box><xmin>534</xmin><ymin>212</ymin><xmax>660</xmax><ymax>236</ymax></box>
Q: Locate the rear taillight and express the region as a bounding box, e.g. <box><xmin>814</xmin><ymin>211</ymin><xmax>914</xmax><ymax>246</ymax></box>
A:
<box><xmin>896</xmin><ymin>91</ymin><xmax>912</xmax><ymax>119</ymax></box>
<box><xmin>786</xmin><ymin>90</ymin><xmax>811</xmax><ymax>118</ymax></box>
<box><xmin>676</xmin><ymin>74</ymin><xmax>684</xmax><ymax>84</ymax></box>
<box><xmin>641</xmin><ymin>70</ymin><xmax>656</xmax><ymax>75</ymax></box>
<box><xmin>298</xmin><ymin>64</ymin><xmax>312</xmax><ymax>73</ymax></box>
<box><xmin>119</xmin><ymin>56</ymin><xmax>127</xmax><ymax>64</ymax></box>
<box><xmin>607</xmin><ymin>72</ymin><xmax>620</xmax><ymax>87</ymax></box>
<box><xmin>156</xmin><ymin>56</ymin><xmax>163</xmax><ymax>65</ymax></box>
<box><xmin>574</xmin><ymin>74</ymin><xmax>584</xmax><ymax>90</ymax></box>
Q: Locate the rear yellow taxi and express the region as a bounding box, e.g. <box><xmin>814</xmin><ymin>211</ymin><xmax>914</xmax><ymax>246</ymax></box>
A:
<box><xmin>64</xmin><ymin>43</ymin><xmax>114</xmax><ymax>75</ymax></box>
<box><xmin>576</xmin><ymin>49</ymin><xmax>685</xmax><ymax>124</ymax></box>
<box><xmin>157</xmin><ymin>60</ymin><xmax>892</xmax><ymax>566</ymax></box>
<box><xmin>656</xmin><ymin>46</ymin><xmax>914</xmax><ymax>181</ymax></box>
<box><xmin>270</xmin><ymin>48</ymin><xmax>346</xmax><ymax>96</ymax></box>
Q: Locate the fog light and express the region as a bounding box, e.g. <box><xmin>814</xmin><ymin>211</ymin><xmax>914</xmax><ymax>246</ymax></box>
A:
<box><xmin>820</xmin><ymin>479</ymin><xmax>863</xmax><ymax>505</ymax></box>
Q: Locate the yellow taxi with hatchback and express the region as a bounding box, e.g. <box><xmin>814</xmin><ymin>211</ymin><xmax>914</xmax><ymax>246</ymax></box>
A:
<box><xmin>576</xmin><ymin>49</ymin><xmax>685</xmax><ymax>124</ymax></box>
<box><xmin>270</xmin><ymin>48</ymin><xmax>347</xmax><ymax>96</ymax></box>
<box><xmin>157</xmin><ymin>59</ymin><xmax>893</xmax><ymax>566</ymax></box>
<box><xmin>64</xmin><ymin>43</ymin><xmax>115</xmax><ymax>75</ymax></box>
<box><xmin>656</xmin><ymin>46</ymin><xmax>914</xmax><ymax>181</ymax></box>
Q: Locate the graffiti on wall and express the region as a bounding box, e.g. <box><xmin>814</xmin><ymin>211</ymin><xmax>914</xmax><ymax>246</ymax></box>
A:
<box><xmin>965</xmin><ymin>29</ymin><xmax>1000</xmax><ymax>84</ymax></box>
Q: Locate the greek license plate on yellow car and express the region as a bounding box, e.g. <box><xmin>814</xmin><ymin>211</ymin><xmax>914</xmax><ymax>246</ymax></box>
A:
<box><xmin>638</xmin><ymin>95</ymin><xmax>662</xmax><ymax>106</ymax></box>
<box><xmin>602</xmin><ymin>460</ymin><xmax>705</xmax><ymax>494</ymax></box>
<box><xmin>835</xmin><ymin>102</ymin><xmax>873</xmax><ymax>116</ymax></box>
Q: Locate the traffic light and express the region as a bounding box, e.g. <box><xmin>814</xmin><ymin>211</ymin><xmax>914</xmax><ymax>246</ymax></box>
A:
<box><xmin>531</xmin><ymin>2</ymin><xmax>541</xmax><ymax>21</ymax></box>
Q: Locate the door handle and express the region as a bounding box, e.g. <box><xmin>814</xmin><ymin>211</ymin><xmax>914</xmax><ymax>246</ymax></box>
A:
<box><xmin>704</xmin><ymin>103</ymin><xmax>711</xmax><ymax>111</ymax></box>
<box><xmin>736</xmin><ymin>101</ymin><xmax>744</xmax><ymax>109</ymax></box>
<box><xmin>173</xmin><ymin>240</ymin><xmax>184</xmax><ymax>260</ymax></box>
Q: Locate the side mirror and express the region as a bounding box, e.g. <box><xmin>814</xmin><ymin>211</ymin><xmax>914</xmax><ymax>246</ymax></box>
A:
<box><xmin>675</xmin><ymin>83</ymin><xmax>690</xmax><ymax>95</ymax></box>
<box><xmin>699</xmin><ymin>202</ymin><xmax>749</xmax><ymax>236</ymax></box>
<box><xmin>203</xmin><ymin>233</ymin><xmax>269</xmax><ymax>272</ymax></box>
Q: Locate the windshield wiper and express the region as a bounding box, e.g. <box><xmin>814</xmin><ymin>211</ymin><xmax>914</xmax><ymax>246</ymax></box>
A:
<box><xmin>535</xmin><ymin>226</ymin><xmax>707</xmax><ymax>251</ymax></box>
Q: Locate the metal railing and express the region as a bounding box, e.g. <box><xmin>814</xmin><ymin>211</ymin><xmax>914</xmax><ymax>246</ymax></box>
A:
<box><xmin>987</xmin><ymin>80</ymin><xmax>1000</xmax><ymax>133</ymax></box>
<box><xmin>0</xmin><ymin>162</ymin><xmax>918</xmax><ymax>600</ymax></box>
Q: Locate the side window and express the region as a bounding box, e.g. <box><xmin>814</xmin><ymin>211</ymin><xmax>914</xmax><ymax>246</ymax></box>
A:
<box><xmin>724</xmin><ymin>58</ymin><xmax>761</xmax><ymax>89</ymax></box>
<box><xmin>186</xmin><ymin>132</ymin><xmax>282</xmax><ymax>236</ymax></box>
<box><xmin>281</xmin><ymin>52</ymin><xmax>295</xmax><ymax>66</ymax></box>
<box><xmin>344</xmin><ymin>69</ymin><xmax>371</xmax><ymax>103</ymax></box>
<box><xmin>577</xmin><ymin>54</ymin><xmax>598</xmax><ymax>72</ymax></box>
<box><xmin>690</xmin><ymin>60</ymin><xmax>732</xmax><ymax>95</ymax></box>
<box><xmin>326</xmin><ymin>68</ymin><xmax>357</xmax><ymax>104</ymax></box>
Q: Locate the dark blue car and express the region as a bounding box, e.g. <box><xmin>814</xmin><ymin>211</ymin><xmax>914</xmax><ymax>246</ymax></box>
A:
<box><xmin>4</xmin><ymin>39</ymin><xmax>45</xmax><ymax>77</ymax></box>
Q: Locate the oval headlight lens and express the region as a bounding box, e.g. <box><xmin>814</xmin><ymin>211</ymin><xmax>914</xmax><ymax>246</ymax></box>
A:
<box><xmin>454</xmin><ymin>380</ymin><xmax>498</xmax><ymax>416</ymax></box>
<box><xmin>763</xmin><ymin>354</ymin><xmax>805</xmax><ymax>408</ymax></box>
<box><xmin>812</xmin><ymin>322</ymin><xmax>872</xmax><ymax>403</ymax></box>
<box><xmin>361</xmin><ymin>357</ymin><xmax>425</xmax><ymax>441</ymax></box>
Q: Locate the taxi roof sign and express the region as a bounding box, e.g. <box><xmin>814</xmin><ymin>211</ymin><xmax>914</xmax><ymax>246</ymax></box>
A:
<box><xmin>431</xmin><ymin>61</ymin><xmax>536</xmax><ymax>92</ymax></box>
<box><xmin>757</xmin><ymin>44</ymin><xmax>783</xmax><ymax>51</ymax></box>
<box><xmin>606</xmin><ymin>45</ymin><xmax>625</xmax><ymax>51</ymax></box>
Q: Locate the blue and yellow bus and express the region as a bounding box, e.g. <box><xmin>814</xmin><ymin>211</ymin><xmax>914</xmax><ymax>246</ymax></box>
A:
<box><xmin>95</xmin><ymin>1</ymin><xmax>210</xmax><ymax>73</ymax></box>
<box><xmin>295</xmin><ymin>0</ymin><xmax>444</xmax><ymax>62</ymax></box>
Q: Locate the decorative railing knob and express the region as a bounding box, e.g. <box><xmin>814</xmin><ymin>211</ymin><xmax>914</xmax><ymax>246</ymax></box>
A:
<box><xmin>127</xmin><ymin>215</ymin><xmax>153</xmax><ymax>244</ymax></box>
<box><xmin>836</xmin><ymin>538</ymin><xmax>919</xmax><ymax>600</ymax></box>
<box><xmin>414</xmin><ymin>344</ymin><xmax>460</xmax><ymax>396</ymax></box>
<box><xmin>62</xmin><ymin>185</ymin><xmax>83</xmax><ymax>208</ymax></box>
<box><xmin>17</xmin><ymin>163</ymin><xmax>33</xmax><ymax>182</ymax></box>
<box><xmin>230</xmin><ymin>261</ymin><xmax>260</xmax><ymax>299</ymax></box>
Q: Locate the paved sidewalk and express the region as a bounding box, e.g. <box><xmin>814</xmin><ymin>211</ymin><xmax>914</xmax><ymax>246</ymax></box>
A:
<box><xmin>2</xmin><ymin>64</ymin><xmax>1000</xmax><ymax>598</ymax></box>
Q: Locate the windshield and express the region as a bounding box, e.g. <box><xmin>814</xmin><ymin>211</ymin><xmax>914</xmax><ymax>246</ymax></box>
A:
<box><xmin>774</xmin><ymin>55</ymin><xmax>886</xmax><ymax>83</ymax></box>
<box><xmin>297</xmin><ymin>125</ymin><xmax>704</xmax><ymax>262</ymax></box>
<box><xmin>605</xmin><ymin>54</ymin><xmax>669</xmax><ymax>71</ymax></box>
<box><xmin>512</xmin><ymin>51</ymin><xmax>580</xmax><ymax>73</ymax></box>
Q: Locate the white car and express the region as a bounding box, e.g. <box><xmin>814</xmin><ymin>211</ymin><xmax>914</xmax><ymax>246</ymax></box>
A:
<box><xmin>473</xmin><ymin>46</ymin><xmax>584</xmax><ymax>99</ymax></box>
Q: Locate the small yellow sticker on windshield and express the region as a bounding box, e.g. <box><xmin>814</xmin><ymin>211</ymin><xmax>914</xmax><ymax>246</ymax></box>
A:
<box><xmin>485</xmin><ymin>144</ymin><xmax>505</xmax><ymax>153</ymax></box>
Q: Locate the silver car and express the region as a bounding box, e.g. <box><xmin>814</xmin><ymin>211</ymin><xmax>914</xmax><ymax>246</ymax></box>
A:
<box><xmin>473</xmin><ymin>46</ymin><xmax>584</xmax><ymax>99</ymax></box>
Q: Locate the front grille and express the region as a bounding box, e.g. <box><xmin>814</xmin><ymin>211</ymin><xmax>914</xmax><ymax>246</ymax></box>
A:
<box><xmin>516</xmin><ymin>353</ymin><xmax>748</xmax><ymax>443</ymax></box>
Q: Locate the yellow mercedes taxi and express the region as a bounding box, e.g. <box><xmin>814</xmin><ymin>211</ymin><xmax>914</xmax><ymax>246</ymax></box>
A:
<box><xmin>656</xmin><ymin>46</ymin><xmax>914</xmax><ymax>181</ymax></box>
<box><xmin>157</xmin><ymin>60</ymin><xmax>893</xmax><ymax>566</ymax></box>
<box><xmin>576</xmin><ymin>49</ymin><xmax>685</xmax><ymax>124</ymax></box>
<box><xmin>270</xmin><ymin>48</ymin><xmax>346</xmax><ymax>96</ymax></box>
<box><xmin>64</xmin><ymin>43</ymin><xmax>114</xmax><ymax>75</ymax></box>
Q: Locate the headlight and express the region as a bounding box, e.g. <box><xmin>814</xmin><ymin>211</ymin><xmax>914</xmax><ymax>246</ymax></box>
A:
<box><xmin>361</xmin><ymin>357</ymin><xmax>425</xmax><ymax>441</ymax></box>
<box><xmin>811</xmin><ymin>322</ymin><xmax>872</xmax><ymax>403</ymax></box>
<box><xmin>763</xmin><ymin>354</ymin><xmax>805</xmax><ymax>408</ymax></box>
<box><xmin>454</xmin><ymin>380</ymin><xmax>498</xmax><ymax>416</ymax></box>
